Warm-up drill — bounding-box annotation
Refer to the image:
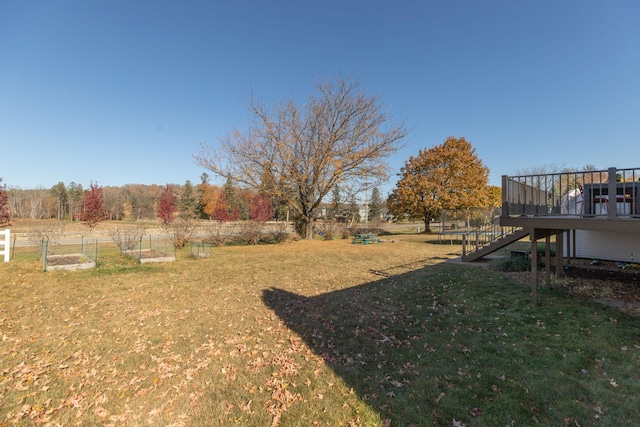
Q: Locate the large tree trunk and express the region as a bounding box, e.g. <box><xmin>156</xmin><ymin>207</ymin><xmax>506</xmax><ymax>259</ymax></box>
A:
<box><xmin>423</xmin><ymin>215</ymin><xmax>432</xmax><ymax>234</ymax></box>
<box><xmin>304</xmin><ymin>217</ymin><xmax>315</xmax><ymax>240</ymax></box>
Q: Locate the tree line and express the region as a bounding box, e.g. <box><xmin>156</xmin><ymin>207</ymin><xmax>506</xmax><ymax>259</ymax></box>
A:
<box><xmin>1</xmin><ymin>174</ymin><xmax>387</xmax><ymax>225</ymax></box>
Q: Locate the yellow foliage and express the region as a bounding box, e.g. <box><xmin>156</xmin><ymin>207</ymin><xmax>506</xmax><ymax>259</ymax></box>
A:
<box><xmin>388</xmin><ymin>136</ymin><xmax>490</xmax><ymax>228</ymax></box>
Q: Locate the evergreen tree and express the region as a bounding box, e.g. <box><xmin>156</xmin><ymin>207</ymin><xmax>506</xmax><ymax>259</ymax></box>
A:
<box><xmin>327</xmin><ymin>185</ymin><xmax>341</xmax><ymax>220</ymax></box>
<box><xmin>179</xmin><ymin>180</ymin><xmax>196</xmax><ymax>217</ymax></box>
<box><xmin>196</xmin><ymin>173</ymin><xmax>209</xmax><ymax>219</ymax></box>
<box><xmin>369</xmin><ymin>187</ymin><xmax>383</xmax><ymax>220</ymax></box>
<box><xmin>223</xmin><ymin>177</ymin><xmax>245</xmax><ymax>220</ymax></box>
<box><xmin>51</xmin><ymin>182</ymin><xmax>68</xmax><ymax>220</ymax></box>
<box><xmin>67</xmin><ymin>182</ymin><xmax>84</xmax><ymax>221</ymax></box>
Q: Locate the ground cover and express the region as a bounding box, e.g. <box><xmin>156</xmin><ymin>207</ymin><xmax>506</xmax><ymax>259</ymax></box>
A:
<box><xmin>1</xmin><ymin>233</ymin><xmax>639</xmax><ymax>426</ymax></box>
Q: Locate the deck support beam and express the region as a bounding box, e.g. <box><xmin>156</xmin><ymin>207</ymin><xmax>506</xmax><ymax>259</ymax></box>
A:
<box><xmin>530</xmin><ymin>228</ymin><xmax>566</xmax><ymax>305</ymax></box>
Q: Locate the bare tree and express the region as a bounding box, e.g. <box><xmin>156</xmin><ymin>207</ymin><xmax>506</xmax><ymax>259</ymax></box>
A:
<box><xmin>24</xmin><ymin>189</ymin><xmax>48</xmax><ymax>219</ymax></box>
<box><xmin>194</xmin><ymin>77</ymin><xmax>408</xmax><ymax>239</ymax></box>
<box><xmin>103</xmin><ymin>186</ymin><xmax>125</xmax><ymax>220</ymax></box>
<box><xmin>110</xmin><ymin>223</ymin><xmax>147</xmax><ymax>252</ymax></box>
<box><xmin>165</xmin><ymin>214</ymin><xmax>199</xmax><ymax>249</ymax></box>
<box><xmin>27</xmin><ymin>220</ymin><xmax>66</xmax><ymax>254</ymax></box>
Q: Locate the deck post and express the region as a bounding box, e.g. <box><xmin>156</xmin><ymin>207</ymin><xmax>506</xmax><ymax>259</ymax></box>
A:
<box><xmin>501</xmin><ymin>175</ymin><xmax>509</xmax><ymax>217</ymax></box>
<box><xmin>555</xmin><ymin>231</ymin><xmax>564</xmax><ymax>278</ymax></box>
<box><xmin>608</xmin><ymin>167</ymin><xmax>617</xmax><ymax>219</ymax></box>
<box><xmin>545</xmin><ymin>236</ymin><xmax>551</xmax><ymax>288</ymax></box>
<box><xmin>531</xmin><ymin>233</ymin><xmax>538</xmax><ymax>305</ymax></box>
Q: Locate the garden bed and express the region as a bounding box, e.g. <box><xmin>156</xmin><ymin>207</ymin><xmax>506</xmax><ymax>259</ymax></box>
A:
<box><xmin>124</xmin><ymin>249</ymin><xmax>175</xmax><ymax>263</ymax></box>
<box><xmin>45</xmin><ymin>254</ymin><xmax>96</xmax><ymax>271</ymax></box>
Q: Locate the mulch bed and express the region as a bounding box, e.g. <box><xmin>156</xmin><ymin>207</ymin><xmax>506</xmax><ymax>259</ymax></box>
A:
<box><xmin>505</xmin><ymin>259</ymin><xmax>640</xmax><ymax>317</ymax></box>
<box><xmin>139</xmin><ymin>250</ymin><xmax>169</xmax><ymax>259</ymax></box>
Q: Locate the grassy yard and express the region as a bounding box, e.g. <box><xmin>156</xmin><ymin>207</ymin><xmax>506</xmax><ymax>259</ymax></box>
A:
<box><xmin>1</xmin><ymin>232</ymin><xmax>639</xmax><ymax>426</ymax></box>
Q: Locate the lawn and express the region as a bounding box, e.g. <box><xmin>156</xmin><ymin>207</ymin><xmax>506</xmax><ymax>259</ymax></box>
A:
<box><xmin>1</xmin><ymin>232</ymin><xmax>639</xmax><ymax>426</ymax></box>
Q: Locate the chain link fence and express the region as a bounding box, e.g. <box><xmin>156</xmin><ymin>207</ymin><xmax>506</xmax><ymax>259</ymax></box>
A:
<box><xmin>40</xmin><ymin>237</ymin><xmax>99</xmax><ymax>272</ymax></box>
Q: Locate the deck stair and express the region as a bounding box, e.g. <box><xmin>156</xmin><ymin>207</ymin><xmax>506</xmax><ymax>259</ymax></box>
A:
<box><xmin>461</xmin><ymin>225</ymin><xmax>528</xmax><ymax>262</ymax></box>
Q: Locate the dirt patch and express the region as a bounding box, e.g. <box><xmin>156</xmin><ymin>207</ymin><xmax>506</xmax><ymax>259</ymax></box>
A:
<box><xmin>139</xmin><ymin>250</ymin><xmax>168</xmax><ymax>259</ymax></box>
<box><xmin>504</xmin><ymin>259</ymin><xmax>640</xmax><ymax>317</ymax></box>
<box><xmin>47</xmin><ymin>254</ymin><xmax>93</xmax><ymax>266</ymax></box>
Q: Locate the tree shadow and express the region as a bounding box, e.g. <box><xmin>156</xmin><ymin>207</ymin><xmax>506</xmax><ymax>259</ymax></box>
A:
<box><xmin>262</xmin><ymin>263</ymin><xmax>474</xmax><ymax>425</ymax></box>
<box><xmin>263</xmin><ymin>260</ymin><xmax>640</xmax><ymax>425</ymax></box>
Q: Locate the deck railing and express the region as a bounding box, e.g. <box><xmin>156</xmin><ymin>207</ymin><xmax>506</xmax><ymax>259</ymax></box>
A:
<box><xmin>502</xmin><ymin>167</ymin><xmax>640</xmax><ymax>219</ymax></box>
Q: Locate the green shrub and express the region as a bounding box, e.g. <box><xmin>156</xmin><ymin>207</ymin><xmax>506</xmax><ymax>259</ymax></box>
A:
<box><xmin>489</xmin><ymin>256</ymin><xmax>531</xmax><ymax>272</ymax></box>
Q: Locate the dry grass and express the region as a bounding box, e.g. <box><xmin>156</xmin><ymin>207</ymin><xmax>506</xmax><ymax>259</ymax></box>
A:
<box><xmin>0</xmin><ymin>232</ymin><xmax>458</xmax><ymax>426</ymax></box>
<box><xmin>4</xmin><ymin>230</ymin><xmax>640</xmax><ymax>426</ymax></box>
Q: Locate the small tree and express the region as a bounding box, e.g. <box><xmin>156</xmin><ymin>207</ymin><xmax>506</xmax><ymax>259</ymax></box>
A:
<box><xmin>110</xmin><ymin>223</ymin><xmax>147</xmax><ymax>252</ymax></box>
<box><xmin>78</xmin><ymin>182</ymin><xmax>108</xmax><ymax>231</ymax></box>
<box><xmin>0</xmin><ymin>178</ymin><xmax>10</xmax><ymax>227</ymax></box>
<box><xmin>166</xmin><ymin>213</ymin><xmax>198</xmax><ymax>249</ymax></box>
<box><xmin>157</xmin><ymin>184</ymin><xmax>178</xmax><ymax>225</ymax></box>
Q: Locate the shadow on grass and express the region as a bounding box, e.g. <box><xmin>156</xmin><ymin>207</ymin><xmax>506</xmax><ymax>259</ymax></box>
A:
<box><xmin>263</xmin><ymin>263</ymin><xmax>640</xmax><ymax>426</ymax></box>
<box><xmin>263</xmin><ymin>263</ymin><xmax>508</xmax><ymax>425</ymax></box>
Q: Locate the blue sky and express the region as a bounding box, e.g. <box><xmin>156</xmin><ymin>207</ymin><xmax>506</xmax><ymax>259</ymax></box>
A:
<box><xmin>2</xmin><ymin>1</ymin><xmax>639</xmax><ymax>196</ymax></box>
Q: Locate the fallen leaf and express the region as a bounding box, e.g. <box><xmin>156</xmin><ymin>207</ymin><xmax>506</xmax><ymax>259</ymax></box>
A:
<box><xmin>470</xmin><ymin>407</ymin><xmax>482</xmax><ymax>417</ymax></box>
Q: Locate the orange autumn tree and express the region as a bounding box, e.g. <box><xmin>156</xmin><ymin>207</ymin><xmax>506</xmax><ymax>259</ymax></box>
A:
<box><xmin>200</xmin><ymin>183</ymin><xmax>240</xmax><ymax>221</ymax></box>
<box><xmin>387</xmin><ymin>136</ymin><xmax>489</xmax><ymax>233</ymax></box>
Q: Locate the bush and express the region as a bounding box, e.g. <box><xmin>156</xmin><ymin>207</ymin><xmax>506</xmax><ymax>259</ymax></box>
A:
<box><xmin>110</xmin><ymin>223</ymin><xmax>146</xmax><ymax>252</ymax></box>
<box><xmin>165</xmin><ymin>215</ymin><xmax>199</xmax><ymax>249</ymax></box>
<box><xmin>317</xmin><ymin>220</ymin><xmax>340</xmax><ymax>240</ymax></box>
<box><xmin>489</xmin><ymin>256</ymin><xmax>531</xmax><ymax>272</ymax></box>
<box><xmin>203</xmin><ymin>221</ymin><xmax>237</xmax><ymax>247</ymax></box>
<box><xmin>341</xmin><ymin>226</ymin><xmax>351</xmax><ymax>239</ymax></box>
<box><xmin>269</xmin><ymin>222</ymin><xmax>290</xmax><ymax>243</ymax></box>
<box><xmin>236</xmin><ymin>220</ymin><xmax>265</xmax><ymax>245</ymax></box>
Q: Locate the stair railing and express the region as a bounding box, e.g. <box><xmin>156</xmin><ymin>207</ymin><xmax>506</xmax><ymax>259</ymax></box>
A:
<box><xmin>462</xmin><ymin>225</ymin><xmax>523</xmax><ymax>257</ymax></box>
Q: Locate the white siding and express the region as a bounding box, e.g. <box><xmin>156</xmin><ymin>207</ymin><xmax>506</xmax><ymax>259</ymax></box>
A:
<box><xmin>565</xmin><ymin>230</ymin><xmax>640</xmax><ymax>262</ymax></box>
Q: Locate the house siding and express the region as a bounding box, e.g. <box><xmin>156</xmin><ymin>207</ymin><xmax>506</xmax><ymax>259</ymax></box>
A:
<box><xmin>566</xmin><ymin>230</ymin><xmax>640</xmax><ymax>263</ymax></box>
